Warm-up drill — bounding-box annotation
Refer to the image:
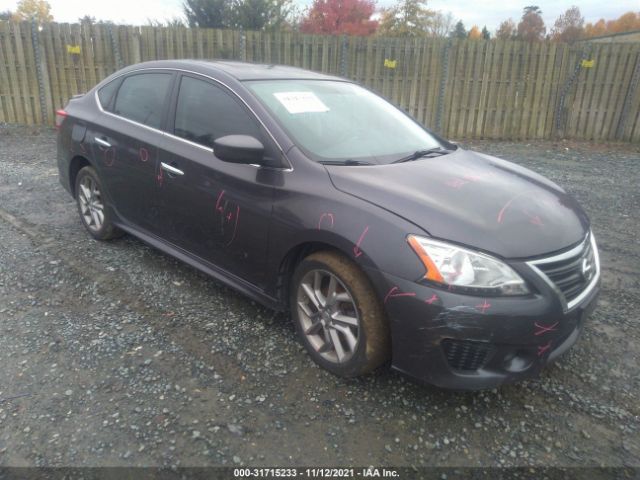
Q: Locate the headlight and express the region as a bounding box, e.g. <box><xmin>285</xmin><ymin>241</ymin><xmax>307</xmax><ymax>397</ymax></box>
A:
<box><xmin>407</xmin><ymin>235</ymin><xmax>529</xmax><ymax>295</ymax></box>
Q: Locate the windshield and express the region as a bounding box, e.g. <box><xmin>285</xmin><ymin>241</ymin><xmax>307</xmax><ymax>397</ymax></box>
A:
<box><xmin>245</xmin><ymin>80</ymin><xmax>443</xmax><ymax>164</ymax></box>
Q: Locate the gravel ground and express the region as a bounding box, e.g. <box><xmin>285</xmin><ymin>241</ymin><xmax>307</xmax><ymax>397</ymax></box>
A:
<box><xmin>0</xmin><ymin>125</ymin><xmax>639</xmax><ymax>469</ymax></box>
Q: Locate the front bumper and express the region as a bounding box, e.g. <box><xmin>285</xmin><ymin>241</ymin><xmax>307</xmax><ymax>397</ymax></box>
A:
<box><xmin>365</xmin><ymin>267</ymin><xmax>600</xmax><ymax>391</ymax></box>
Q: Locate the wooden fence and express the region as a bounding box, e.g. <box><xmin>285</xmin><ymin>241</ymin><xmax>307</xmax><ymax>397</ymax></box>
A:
<box><xmin>1</xmin><ymin>21</ymin><xmax>640</xmax><ymax>142</ymax></box>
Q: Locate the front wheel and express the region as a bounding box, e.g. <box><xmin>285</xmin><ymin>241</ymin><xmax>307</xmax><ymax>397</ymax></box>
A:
<box><xmin>290</xmin><ymin>251</ymin><xmax>390</xmax><ymax>377</ymax></box>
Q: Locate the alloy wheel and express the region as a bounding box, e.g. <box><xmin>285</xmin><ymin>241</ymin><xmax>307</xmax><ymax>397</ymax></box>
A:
<box><xmin>296</xmin><ymin>269</ymin><xmax>360</xmax><ymax>364</ymax></box>
<box><xmin>78</xmin><ymin>175</ymin><xmax>105</xmax><ymax>232</ymax></box>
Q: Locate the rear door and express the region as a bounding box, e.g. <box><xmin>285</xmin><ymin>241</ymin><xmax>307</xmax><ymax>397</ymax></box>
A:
<box><xmin>91</xmin><ymin>71</ymin><xmax>175</xmax><ymax>234</ymax></box>
<box><xmin>156</xmin><ymin>74</ymin><xmax>278</xmax><ymax>288</ymax></box>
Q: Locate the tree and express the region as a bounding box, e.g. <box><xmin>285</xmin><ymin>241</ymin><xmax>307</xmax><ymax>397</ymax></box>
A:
<box><xmin>467</xmin><ymin>25</ymin><xmax>482</xmax><ymax>40</ymax></box>
<box><xmin>183</xmin><ymin>0</ymin><xmax>231</xmax><ymax>28</ymax></box>
<box><xmin>428</xmin><ymin>11</ymin><xmax>454</xmax><ymax>37</ymax></box>
<box><xmin>232</xmin><ymin>0</ymin><xmax>294</xmax><ymax>30</ymax></box>
<box><xmin>608</xmin><ymin>11</ymin><xmax>640</xmax><ymax>33</ymax></box>
<box><xmin>300</xmin><ymin>0</ymin><xmax>378</xmax><ymax>36</ymax></box>
<box><xmin>584</xmin><ymin>11</ymin><xmax>640</xmax><ymax>38</ymax></box>
<box><xmin>517</xmin><ymin>5</ymin><xmax>545</xmax><ymax>42</ymax></box>
<box><xmin>12</xmin><ymin>0</ymin><xmax>53</xmax><ymax>23</ymax></box>
<box><xmin>550</xmin><ymin>6</ymin><xmax>583</xmax><ymax>43</ymax></box>
<box><xmin>78</xmin><ymin>15</ymin><xmax>96</xmax><ymax>25</ymax></box>
<box><xmin>378</xmin><ymin>0</ymin><xmax>434</xmax><ymax>37</ymax></box>
<box><xmin>496</xmin><ymin>18</ymin><xmax>516</xmax><ymax>40</ymax></box>
<box><xmin>584</xmin><ymin>19</ymin><xmax>606</xmax><ymax>37</ymax></box>
<box><xmin>184</xmin><ymin>0</ymin><xmax>292</xmax><ymax>30</ymax></box>
<box><xmin>148</xmin><ymin>17</ymin><xmax>187</xmax><ymax>27</ymax></box>
<box><xmin>450</xmin><ymin>20</ymin><xmax>466</xmax><ymax>39</ymax></box>
<box><xmin>481</xmin><ymin>25</ymin><xmax>490</xmax><ymax>40</ymax></box>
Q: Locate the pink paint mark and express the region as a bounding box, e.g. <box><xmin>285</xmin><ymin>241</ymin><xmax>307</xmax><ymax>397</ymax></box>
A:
<box><xmin>445</xmin><ymin>178</ymin><xmax>469</xmax><ymax>189</ymax></box>
<box><xmin>317</xmin><ymin>213</ymin><xmax>335</xmax><ymax>230</ymax></box>
<box><xmin>425</xmin><ymin>294</ymin><xmax>439</xmax><ymax>305</ymax></box>
<box><xmin>529</xmin><ymin>215</ymin><xmax>543</xmax><ymax>226</ymax></box>
<box><xmin>156</xmin><ymin>163</ymin><xmax>163</xmax><ymax>187</ymax></box>
<box><xmin>464</xmin><ymin>171</ymin><xmax>496</xmax><ymax>182</ymax></box>
<box><xmin>353</xmin><ymin>225</ymin><xmax>370</xmax><ymax>258</ymax></box>
<box><xmin>475</xmin><ymin>300</ymin><xmax>491</xmax><ymax>313</ymax></box>
<box><xmin>225</xmin><ymin>205</ymin><xmax>240</xmax><ymax>246</ymax></box>
<box><xmin>103</xmin><ymin>147</ymin><xmax>115</xmax><ymax>167</ymax></box>
<box><xmin>497</xmin><ymin>198</ymin><xmax>515</xmax><ymax>224</ymax></box>
<box><xmin>384</xmin><ymin>286</ymin><xmax>416</xmax><ymax>305</ymax></box>
<box><xmin>139</xmin><ymin>147</ymin><xmax>149</xmax><ymax>162</ymax></box>
<box><xmin>215</xmin><ymin>190</ymin><xmax>226</xmax><ymax>214</ymax></box>
<box><xmin>534</xmin><ymin>322</ymin><xmax>559</xmax><ymax>336</ymax></box>
<box><xmin>537</xmin><ymin>340</ymin><xmax>552</xmax><ymax>357</ymax></box>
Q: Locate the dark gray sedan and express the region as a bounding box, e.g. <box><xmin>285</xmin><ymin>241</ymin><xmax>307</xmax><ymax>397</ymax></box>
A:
<box><xmin>56</xmin><ymin>60</ymin><xmax>600</xmax><ymax>390</ymax></box>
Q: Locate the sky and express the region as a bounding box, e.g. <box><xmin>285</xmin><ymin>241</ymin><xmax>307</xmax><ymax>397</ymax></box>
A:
<box><xmin>0</xmin><ymin>0</ymin><xmax>638</xmax><ymax>33</ymax></box>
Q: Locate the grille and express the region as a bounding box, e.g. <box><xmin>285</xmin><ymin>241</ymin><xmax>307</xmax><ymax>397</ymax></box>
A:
<box><xmin>533</xmin><ymin>236</ymin><xmax>597</xmax><ymax>304</ymax></box>
<box><xmin>441</xmin><ymin>339</ymin><xmax>493</xmax><ymax>371</ymax></box>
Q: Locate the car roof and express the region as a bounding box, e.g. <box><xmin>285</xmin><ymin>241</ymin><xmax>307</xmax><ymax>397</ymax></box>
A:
<box><xmin>120</xmin><ymin>59</ymin><xmax>345</xmax><ymax>82</ymax></box>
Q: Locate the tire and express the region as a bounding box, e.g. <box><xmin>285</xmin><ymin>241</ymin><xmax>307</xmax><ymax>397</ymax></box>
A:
<box><xmin>290</xmin><ymin>250</ymin><xmax>390</xmax><ymax>377</ymax></box>
<box><xmin>75</xmin><ymin>166</ymin><xmax>123</xmax><ymax>240</ymax></box>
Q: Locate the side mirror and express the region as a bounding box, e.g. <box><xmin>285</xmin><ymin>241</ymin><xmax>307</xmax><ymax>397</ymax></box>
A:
<box><xmin>213</xmin><ymin>135</ymin><xmax>265</xmax><ymax>165</ymax></box>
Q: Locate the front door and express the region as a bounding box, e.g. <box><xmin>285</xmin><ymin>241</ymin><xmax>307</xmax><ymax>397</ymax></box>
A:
<box><xmin>156</xmin><ymin>74</ymin><xmax>279</xmax><ymax>289</ymax></box>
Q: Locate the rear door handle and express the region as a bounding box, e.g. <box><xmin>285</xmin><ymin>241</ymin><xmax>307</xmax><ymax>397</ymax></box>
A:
<box><xmin>160</xmin><ymin>162</ymin><xmax>184</xmax><ymax>176</ymax></box>
<box><xmin>95</xmin><ymin>137</ymin><xmax>112</xmax><ymax>148</ymax></box>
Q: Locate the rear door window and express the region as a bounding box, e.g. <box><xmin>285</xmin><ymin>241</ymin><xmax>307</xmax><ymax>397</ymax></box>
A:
<box><xmin>173</xmin><ymin>75</ymin><xmax>262</xmax><ymax>148</ymax></box>
<box><xmin>113</xmin><ymin>73</ymin><xmax>173</xmax><ymax>129</ymax></box>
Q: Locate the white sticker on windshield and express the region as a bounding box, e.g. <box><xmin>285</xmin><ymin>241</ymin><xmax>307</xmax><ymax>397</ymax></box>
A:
<box><xmin>273</xmin><ymin>91</ymin><xmax>329</xmax><ymax>114</ymax></box>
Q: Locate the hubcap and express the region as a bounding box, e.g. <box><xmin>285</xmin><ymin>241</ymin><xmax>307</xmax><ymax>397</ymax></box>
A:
<box><xmin>78</xmin><ymin>176</ymin><xmax>105</xmax><ymax>232</ymax></box>
<box><xmin>297</xmin><ymin>269</ymin><xmax>360</xmax><ymax>364</ymax></box>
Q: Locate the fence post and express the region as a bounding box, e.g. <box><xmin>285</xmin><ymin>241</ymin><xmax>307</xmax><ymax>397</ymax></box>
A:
<box><xmin>31</xmin><ymin>19</ymin><xmax>50</xmax><ymax>124</ymax></box>
<box><xmin>239</xmin><ymin>29</ymin><xmax>246</xmax><ymax>62</ymax></box>
<box><xmin>554</xmin><ymin>44</ymin><xmax>591</xmax><ymax>137</ymax></box>
<box><xmin>435</xmin><ymin>39</ymin><xmax>452</xmax><ymax>134</ymax></box>
<box><xmin>615</xmin><ymin>54</ymin><xmax>640</xmax><ymax>140</ymax></box>
<box><xmin>108</xmin><ymin>23</ymin><xmax>123</xmax><ymax>69</ymax></box>
<box><xmin>340</xmin><ymin>35</ymin><xmax>348</xmax><ymax>77</ymax></box>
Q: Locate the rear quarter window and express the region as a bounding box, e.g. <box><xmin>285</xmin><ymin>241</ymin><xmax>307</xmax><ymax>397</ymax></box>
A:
<box><xmin>97</xmin><ymin>79</ymin><xmax>120</xmax><ymax>111</ymax></box>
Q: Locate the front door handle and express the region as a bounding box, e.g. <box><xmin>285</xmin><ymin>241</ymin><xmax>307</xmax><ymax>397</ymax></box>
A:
<box><xmin>95</xmin><ymin>137</ymin><xmax>112</xmax><ymax>148</ymax></box>
<box><xmin>160</xmin><ymin>162</ymin><xmax>184</xmax><ymax>176</ymax></box>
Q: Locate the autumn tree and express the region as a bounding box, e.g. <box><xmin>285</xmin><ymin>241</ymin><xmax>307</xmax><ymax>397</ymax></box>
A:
<box><xmin>12</xmin><ymin>0</ymin><xmax>53</xmax><ymax>23</ymax></box>
<box><xmin>496</xmin><ymin>18</ymin><xmax>516</xmax><ymax>39</ymax></box>
<box><xmin>608</xmin><ymin>11</ymin><xmax>640</xmax><ymax>33</ymax></box>
<box><xmin>584</xmin><ymin>19</ymin><xmax>606</xmax><ymax>37</ymax></box>
<box><xmin>467</xmin><ymin>25</ymin><xmax>482</xmax><ymax>40</ymax></box>
<box><xmin>300</xmin><ymin>0</ymin><xmax>377</xmax><ymax>36</ymax></box>
<box><xmin>517</xmin><ymin>5</ymin><xmax>545</xmax><ymax>42</ymax></box>
<box><xmin>551</xmin><ymin>6</ymin><xmax>583</xmax><ymax>43</ymax></box>
<box><xmin>584</xmin><ymin>11</ymin><xmax>640</xmax><ymax>38</ymax></box>
<box><xmin>450</xmin><ymin>20</ymin><xmax>466</xmax><ymax>39</ymax></box>
<box><xmin>428</xmin><ymin>11</ymin><xmax>454</xmax><ymax>37</ymax></box>
<box><xmin>377</xmin><ymin>0</ymin><xmax>436</xmax><ymax>37</ymax></box>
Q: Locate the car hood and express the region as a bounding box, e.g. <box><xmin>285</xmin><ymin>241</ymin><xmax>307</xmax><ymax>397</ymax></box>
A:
<box><xmin>325</xmin><ymin>148</ymin><xmax>589</xmax><ymax>259</ymax></box>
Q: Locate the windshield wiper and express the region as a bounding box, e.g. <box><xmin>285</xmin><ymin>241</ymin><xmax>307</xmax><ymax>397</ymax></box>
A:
<box><xmin>392</xmin><ymin>147</ymin><xmax>453</xmax><ymax>164</ymax></box>
<box><xmin>319</xmin><ymin>159</ymin><xmax>374</xmax><ymax>166</ymax></box>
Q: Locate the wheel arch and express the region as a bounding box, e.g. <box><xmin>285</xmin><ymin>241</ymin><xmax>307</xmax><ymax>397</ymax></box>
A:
<box><xmin>68</xmin><ymin>155</ymin><xmax>92</xmax><ymax>197</ymax></box>
<box><xmin>275</xmin><ymin>237</ymin><xmax>384</xmax><ymax>311</ymax></box>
